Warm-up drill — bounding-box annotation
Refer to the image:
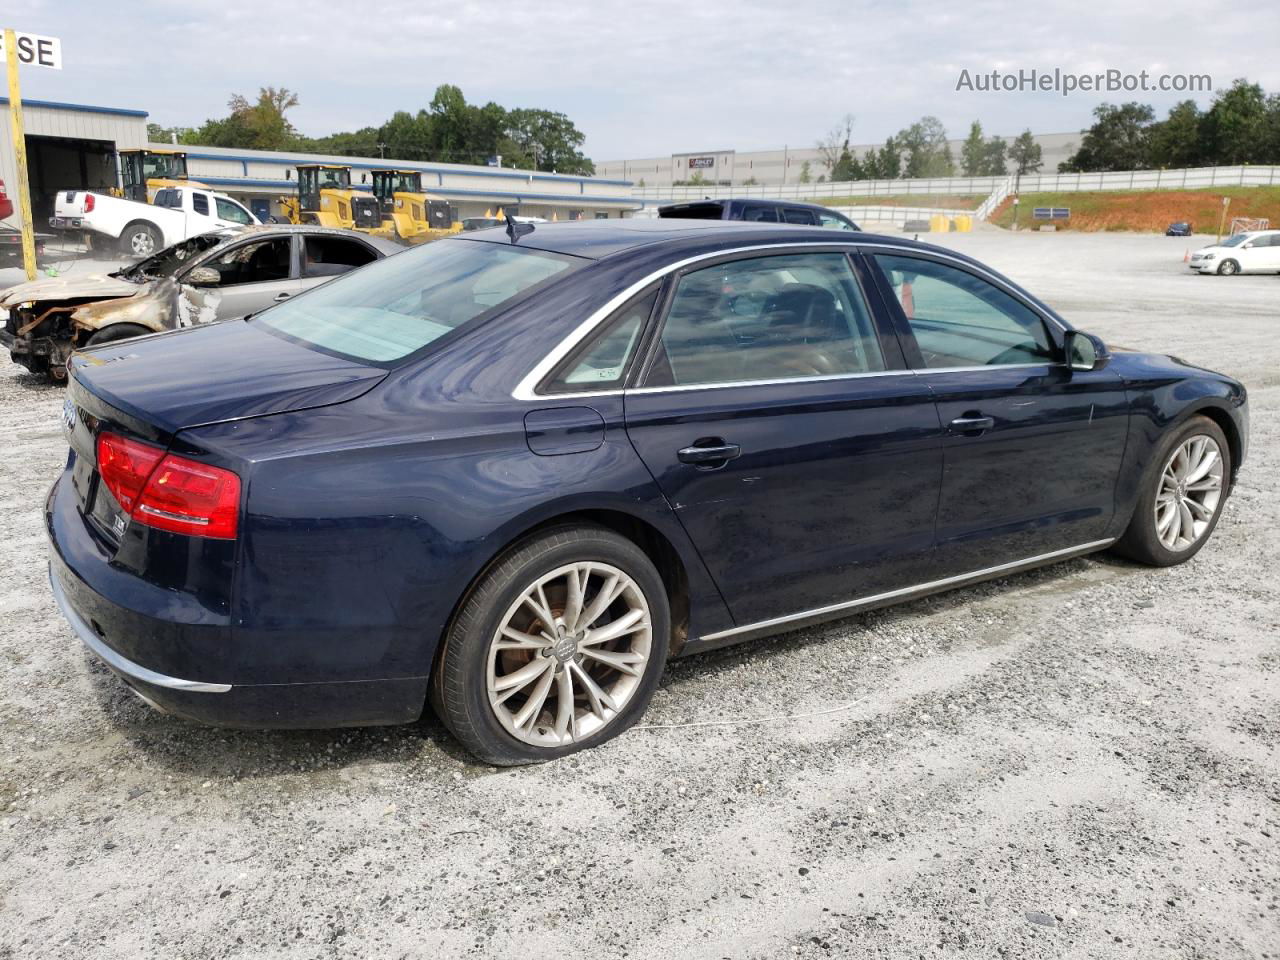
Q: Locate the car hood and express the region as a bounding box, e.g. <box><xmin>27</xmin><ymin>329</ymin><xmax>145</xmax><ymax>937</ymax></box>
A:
<box><xmin>0</xmin><ymin>273</ymin><xmax>147</xmax><ymax>308</ymax></box>
<box><xmin>69</xmin><ymin>318</ymin><xmax>387</xmax><ymax>436</ymax></box>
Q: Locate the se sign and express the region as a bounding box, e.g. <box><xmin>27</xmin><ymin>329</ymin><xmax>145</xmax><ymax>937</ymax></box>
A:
<box><xmin>0</xmin><ymin>31</ymin><xmax>62</xmax><ymax>70</ymax></box>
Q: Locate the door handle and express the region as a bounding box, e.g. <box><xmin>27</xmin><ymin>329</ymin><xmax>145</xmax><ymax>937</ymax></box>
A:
<box><xmin>677</xmin><ymin>441</ymin><xmax>741</xmax><ymax>466</ymax></box>
<box><xmin>948</xmin><ymin>414</ymin><xmax>995</xmax><ymax>436</ymax></box>
<box><xmin>273</xmin><ymin>292</ymin><xmax>292</xmax><ymax>302</ymax></box>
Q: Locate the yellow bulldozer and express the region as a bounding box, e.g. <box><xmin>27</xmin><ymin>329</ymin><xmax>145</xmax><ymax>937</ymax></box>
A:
<box><xmin>370</xmin><ymin>169</ymin><xmax>462</xmax><ymax>244</ymax></box>
<box><xmin>115</xmin><ymin>149</ymin><xmax>207</xmax><ymax>203</ymax></box>
<box><xmin>277</xmin><ymin>164</ymin><xmax>395</xmax><ymax>239</ymax></box>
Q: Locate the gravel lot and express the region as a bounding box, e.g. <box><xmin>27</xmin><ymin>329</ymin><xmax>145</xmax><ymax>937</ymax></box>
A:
<box><xmin>1</xmin><ymin>231</ymin><xmax>1277</xmax><ymax>958</ymax></box>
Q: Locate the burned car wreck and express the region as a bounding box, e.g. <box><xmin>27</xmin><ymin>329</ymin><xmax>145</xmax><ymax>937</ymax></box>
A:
<box><xmin>1</xmin><ymin>225</ymin><xmax>397</xmax><ymax>382</ymax></box>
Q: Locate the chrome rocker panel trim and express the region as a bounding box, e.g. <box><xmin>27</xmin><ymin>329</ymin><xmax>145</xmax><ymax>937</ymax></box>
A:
<box><xmin>49</xmin><ymin>568</ymin><xmax>233</xmax><ymax>693</ymax></box>
<box><xmin>681</xmin><ymin>538</ymin><xmax>1116</xmax><ymax>656</ymax></box>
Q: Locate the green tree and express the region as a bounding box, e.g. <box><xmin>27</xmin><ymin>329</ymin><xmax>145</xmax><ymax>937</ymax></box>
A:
<box><xmin>1059</xmin><ymin>103</ymin><xmax>1154</xmax><ymax>172</ymax></box>
<box><xmin>875</xmin><ymin>136</ymin><xmax>902</xmax><ymax>179</ymax></box>
<box><xmin>1008</xmin><ymin>129</ymin><xmax>1042</xmax><ymax>175</ymax></box>
<box><xmin>898</xmin><ymin>116</ymin><xmax>952</xmax><ymax>177</ymax></box>
<box><xmin>798</xmin><ymin>160</ymin><xmax>812</xmax><ymax>183</ymax></box>
<box><xmin>184</xmin><ymin>86</ymin><xmax>301</xmax><ymax>151</ymax></box>
<box><xmin>1200</xmin><ymin>79</ymin><xmax>1270</xmax><ymax>164</ymax></box>
<box><xmin>504</xmin><ymin>108</ymin><xmax>594</xmax><ymax>174</ymax></box>
<box><xmin>832</xmin><ymin>143</ymin><xmax>857</xmax><ymax>181</ymax></box>
<box><xmin>1147</xmin><ymin>100</ymin><xmax>1203</xmax><ymax>168</ymax></box>
<box><xmin>146</xmin><ymin>122</ymin><xmax>191</xmax><ymax>143</ymax></box>
<box><xmin>816</xmin><ymin>114</ymin><xmax>855</xmax><ymax>177</ymax></box>
<box><xmin>961</xmin><ymin>121</ymin><xmax>987</xmax><ymax>176</ymax></box>
<box><xmin>983</xmin><ymin>136</ymin><xmax>1008</xmax><ymax>175</ymax></box>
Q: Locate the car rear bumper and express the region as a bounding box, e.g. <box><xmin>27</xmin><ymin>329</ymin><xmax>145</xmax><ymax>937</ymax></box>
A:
<box><xmin>47</xmin><ymin>472</ymin><xmax>427</xmax><ymax>729</ymax></box>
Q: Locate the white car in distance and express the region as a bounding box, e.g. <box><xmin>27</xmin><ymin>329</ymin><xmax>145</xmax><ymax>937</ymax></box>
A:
<box><xmin>1188</xmin><ymin>230</ymin><xmax>1280</xmax><ymax>275</ymax></box>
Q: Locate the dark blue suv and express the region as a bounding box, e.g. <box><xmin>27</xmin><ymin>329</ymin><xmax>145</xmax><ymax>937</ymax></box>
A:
<box><xmin>658</xmin><ymin>198</ymin><xmax>858</xmax><ymax>231</ymax></box>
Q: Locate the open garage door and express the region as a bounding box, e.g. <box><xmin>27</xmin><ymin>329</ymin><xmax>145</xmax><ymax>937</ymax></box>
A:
<box><xmin>26</xmin><ymin>135</ymin><xmax>117</xmax><ymax>225</ymax></box>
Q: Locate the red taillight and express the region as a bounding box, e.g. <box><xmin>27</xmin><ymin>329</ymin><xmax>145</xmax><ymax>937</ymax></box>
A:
<box><xmin>83</xmin><ymin>193</ymin><xmax>94</xmax><ymax>213</ymax></box>
<box><xmin>96</xmin><ymin>432</ymin><xmax>240</xmax><ymax>539</ymax></box>
<box><xmin>97</xmin><ymin>432</ymin><xmax>164</xmax><ymax>513</ymax></box>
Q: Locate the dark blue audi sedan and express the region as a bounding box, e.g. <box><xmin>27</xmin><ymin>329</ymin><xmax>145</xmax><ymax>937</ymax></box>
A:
<box><xmin>47</xmin><ymin>220</ymin><xmax>1248</xmax><ymax>764</ymax></box>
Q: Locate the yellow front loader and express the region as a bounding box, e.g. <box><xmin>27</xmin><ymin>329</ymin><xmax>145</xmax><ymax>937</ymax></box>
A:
<box><xmin>116</xmin><ymin>149</ymin><xmax>207</xmax><ymax>203</ymax></box>
<box><xmin>370</xmin><ymin>169</ymin><xmax>462</xmax><ymax>244</ymax></box>
<box><xmin>278</xmin><ymin>164</ymin><xmax>395</xmax><ymax>239</ymax></box>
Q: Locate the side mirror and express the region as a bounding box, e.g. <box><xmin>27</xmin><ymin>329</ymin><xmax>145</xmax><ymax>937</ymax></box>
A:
<box><xmin>185</xmin><ymin>266</ymin><xmax>221</xmax><ymax>286</ymax></box>
<box><xmin>1065</xmin><ymin>330</ymin><xmax>1109</xmax><ymax>372</ymax></box>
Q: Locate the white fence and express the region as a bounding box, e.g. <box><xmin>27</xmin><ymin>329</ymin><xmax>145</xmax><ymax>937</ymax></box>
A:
<box><xmin>632</xmin><ymin>177</ymin><xmax>1003</xmax><ymax>203</ymax></box>
<box><xmin>833</xmin><ymin>205</ymin><xmax>975</xmax><ymax>227</ymax></box>
<box><xmin>632</xmin><ymin>165</ymin><xmax>1280</xmax><ymax>206</ymax></box>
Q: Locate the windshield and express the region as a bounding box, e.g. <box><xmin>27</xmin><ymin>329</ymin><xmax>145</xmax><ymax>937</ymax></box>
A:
<box><xmin>142</xmin><ymin>153</ymin><xmax>186</xmax><ymax>180</ymax></box>
<box><xmin>255</xmin><ymin>239</ymin><xmax>582</xmax><ymax>363</ymax></box>
<box><xmin>317</xmin><ymin>168</ymin><xmax>351</xmax><ymax>190</ymax></box>
<box><xmin>392</xmin><ymin>173</ymin><xmax>421</xmax><ymax>193</ymax></box>
<box><xmin>121</xmin><ymin>231</ymin><xmax>236</xmax><ymax>281</ymax></box>
<box><xmin>1220</xmin><ymin>234</ymin><xmax>1249</xmax><ymax>247</ymax></box>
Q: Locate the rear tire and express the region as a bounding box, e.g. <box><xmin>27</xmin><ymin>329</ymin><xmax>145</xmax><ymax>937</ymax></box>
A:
<box><xmin>1112</xmin><ymin>415</ymin><xmax>1231</xmax><ymax>567</ymax></box>
<box><xmin>120</xmin><ymin>222</ymin><xmax>160</xmax><ymax>258</ymax></box>
<box><xmin>1216</xmin><ymin>259</ymin><xmax>1239</xmax><ymax>276</ymax></box>
<box><xmin>430</xmin><ymin>525</ymin><xmax>670</xmax><ymax>765</ymax></box>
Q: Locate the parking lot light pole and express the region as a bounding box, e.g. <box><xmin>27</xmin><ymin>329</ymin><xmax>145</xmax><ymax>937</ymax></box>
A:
<box><xmin>4</xmin><ymin>27</ymin><xmax>37</xmax><ymax>281</ymax></box>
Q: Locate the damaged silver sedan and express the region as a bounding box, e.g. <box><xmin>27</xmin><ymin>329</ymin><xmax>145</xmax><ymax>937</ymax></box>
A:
<box><xmin>1</xmin><ymin>225</ymin><xmax>400</xmax><ymax>382</ymax></box>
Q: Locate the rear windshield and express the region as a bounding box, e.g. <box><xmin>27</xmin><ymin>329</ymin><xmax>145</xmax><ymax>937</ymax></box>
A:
<box><xmin>255</xmin><ymin>239</ymin><xmax>581</xmax><ymax>363</ymax></box>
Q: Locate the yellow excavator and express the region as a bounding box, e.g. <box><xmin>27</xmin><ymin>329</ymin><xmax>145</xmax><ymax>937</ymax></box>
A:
<box><xmin>277</xmin><ymin>164</ymin><xmax>395</xmax><ymax>239</ymax></box>
<box><xmin>116</xmin><ymin>149</ymin><xmax>207</xmax><ymax>203</ymax></box>
<box><xmin>370</xmin><ymin>169</ymin><xmax>462</xmax><ymax>244</ymax></box>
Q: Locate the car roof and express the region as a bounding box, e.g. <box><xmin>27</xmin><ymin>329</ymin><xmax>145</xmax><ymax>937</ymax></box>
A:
<box><xmin>458</xmin><ymin>218</ymin><xmax>932</xmax><ymax>261</ymax></box>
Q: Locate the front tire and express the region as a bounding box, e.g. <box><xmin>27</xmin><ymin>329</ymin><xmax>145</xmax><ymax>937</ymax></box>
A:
<box><xmin>1113</xmin><ymin>415</ymin><xmax>1231</xmax><ymax>566</ymax></box>
<box><xmin>1216</xmin><ymin>259</ymin><xmax>1240</xmax><ymax>276</ymax></box>
<box><xmin>431</xmin><ymin>525</ymin><xmax>669</xmax><ymax>765</ymax></box>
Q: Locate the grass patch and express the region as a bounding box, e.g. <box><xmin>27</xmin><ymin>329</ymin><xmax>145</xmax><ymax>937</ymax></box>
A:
<box><xmin>813</xmin><ymin>194</ymin><xmax>986</xmax><ymax>210</ymax></box>
<box><xmin>989</xmin><ymin>186</ymin><xmax>1280</xmax><ymax>232</ymax></box>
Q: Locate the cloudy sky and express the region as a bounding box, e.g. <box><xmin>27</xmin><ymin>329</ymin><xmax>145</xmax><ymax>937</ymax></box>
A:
<box><xmin>7</xmin><ymin>0</ymin><xmax>1278</xmax><ymax>160</ymax></box>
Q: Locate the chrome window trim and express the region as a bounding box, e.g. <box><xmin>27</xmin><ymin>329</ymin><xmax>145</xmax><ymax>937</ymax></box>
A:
<box><xmin>696</xmin><ymin>537</ymin><xmax>1116</xmax><ymax>644</ymax></box>
<box><xmin>513</xmin><ymin>240</ymin><xmax>1068</xmax><ymax>402</ymax></box>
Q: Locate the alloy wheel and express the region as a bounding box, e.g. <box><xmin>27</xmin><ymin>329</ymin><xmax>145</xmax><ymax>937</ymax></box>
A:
<box><xmin>486</xmin><ymin>561</ymin><xmax>652</xmax><ymax>747</ymax></box>
<box><xmin>131</xmin><ymin>232</ymin><xmax>155</xmax><ymax>256</ymax></box>
<box><xmin>1154</xmin><ymin>435</ymin><xmax>1224</xmax><ymax>551</ymax></box>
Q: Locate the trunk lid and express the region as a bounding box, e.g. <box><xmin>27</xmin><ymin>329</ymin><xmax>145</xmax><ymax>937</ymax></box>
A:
<box><xmin>67</xmin><ymin>317</ymin><xmax>387</xmax><ymax>438</ymax></box>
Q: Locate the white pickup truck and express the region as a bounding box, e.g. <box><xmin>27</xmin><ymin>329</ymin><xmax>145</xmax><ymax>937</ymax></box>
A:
<box><xmin>51</xmin><ymin>186</ymin><xmax>259</xmax><ymax>257</ymax></box>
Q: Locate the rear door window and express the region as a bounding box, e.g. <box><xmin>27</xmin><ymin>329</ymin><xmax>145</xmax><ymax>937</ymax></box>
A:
<box><xmin>740</xmin><ymin>204</ymin><xmax>780</xmax><ymax>223</ymax></box>
<box><xmin>191</xmin><ymin>193</ymin><xmax>210</xmax><ymax>216</ymax></box>
<box><xmin>782</xmin><ymin>208</ymin><xmax>818</xmax><ymax>225</ymax></box>
<box><xmin>302</xmin><ymin>235</ymin><xmax>378</xmax><ymax>278</ymax></box>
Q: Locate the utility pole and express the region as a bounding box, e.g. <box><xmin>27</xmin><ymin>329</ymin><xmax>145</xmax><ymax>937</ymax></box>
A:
<box><xmin>377</xmin><ymin>142</ymin><xmax>386</xmax><ymax>159</ymax></box>
<box><xmin>4</xmin><ymin>28</ymin><xmax>36</xmax><ymax>280</ymax></box>
<box><xmin>1217</xmin><ymin>195</ymin><xmax>1230</xmax><ymax>244</ymax></box>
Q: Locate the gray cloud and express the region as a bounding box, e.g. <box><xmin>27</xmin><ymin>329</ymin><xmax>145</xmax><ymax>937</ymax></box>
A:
<box><xmin>8</xmin><ymin>0</ymin><xmax>1278</xmax><ymax>161</ymax></box>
